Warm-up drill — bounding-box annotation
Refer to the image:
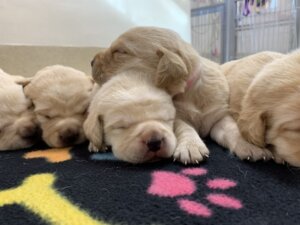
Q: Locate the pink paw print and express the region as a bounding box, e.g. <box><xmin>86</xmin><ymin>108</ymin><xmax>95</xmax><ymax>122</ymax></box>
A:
<box><xmin>147</xmin><ymin>168</ymin><xmax>242</xmax><ymax>218</ymax></box>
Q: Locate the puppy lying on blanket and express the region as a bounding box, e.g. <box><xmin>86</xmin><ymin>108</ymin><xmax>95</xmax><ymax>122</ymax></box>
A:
<box><xmin>0</xmin><ymin>69</ymin><xmax>39</xmax><ymax>150</ymax></box>
<box><xmin>223</xmin><ymin>50</ymin><xmax>300</xmax><ymax>167</ymax></box>
<box><xmin>24</xmin><ymin>65</ymin><xmax>94</xmax><ymax>148</ymax></box>
<box><xmin>90</xmin><ymin>26</ymin><xmax>271</xmax><ymax>164</ymax></box>
<box><xmin>83</xmin><ymin>71</ymin><xmax>177</xmax><ymax>163</ymax></box>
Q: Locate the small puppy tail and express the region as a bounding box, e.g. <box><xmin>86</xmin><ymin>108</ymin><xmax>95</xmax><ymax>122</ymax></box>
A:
<box><xmin>156</xmin><ymin>47</ymin><xmax>188</xmax><ymax>96</ymax></box>
<box><xmin>83</xmin><ymin>110</ymin><xmax>104</xmax><ymax>152</ymax></box>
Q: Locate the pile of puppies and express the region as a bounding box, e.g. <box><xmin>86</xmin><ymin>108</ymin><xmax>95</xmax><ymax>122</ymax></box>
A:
<box><xmin>0</xmin><ymin>65</ymin><xmax>94</xmax><ymax>150</ymax></box>
<box><xmin>1</xmin><ymin>27</ymin><xmax>299</xmax><ymax>167</ymax></box>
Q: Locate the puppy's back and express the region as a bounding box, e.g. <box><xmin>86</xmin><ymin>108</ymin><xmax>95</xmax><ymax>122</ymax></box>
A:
<box><xmin>237</xmin><ymin>50</ymin><xmax>300</xmax><ymax>166</ymax></box>
<box><xmin>223</xmin><ymin>51</ymin><xmax>284</xmax><ymax>120</ymax></box>
<box><xmin>0</xmin><ymin>69</ymin><xmax>17</xmax><ymax>87</ymax></box>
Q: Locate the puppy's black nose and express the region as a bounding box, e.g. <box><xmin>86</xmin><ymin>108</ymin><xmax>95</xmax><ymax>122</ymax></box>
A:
<box><xmin>59</xmin><ymin>130</ymin><xmax>79</xmax><ymax>145</ymax></box>
<box><xmin>147</xmin><ymin>138</ymin><xmax>162</xmax><ymax>152</ymax></box>
<box><xmin>19</xmin><ymin>124</ymin><xmax>40</xmax><ymax>140</ymax></box>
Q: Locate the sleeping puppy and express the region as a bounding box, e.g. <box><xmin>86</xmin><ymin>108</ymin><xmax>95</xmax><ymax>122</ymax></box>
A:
<box><xmin>90</xmin><ymin>26</ymin><xmax>271</xmax><ymax>164</ymax></box>
<box><xmin>0</xmin><ymin>69</ymin><xmax>39</xmax><ymax>150</ymax></box>
<box><xmin>224</xmin><ymin>50</ymin><xmax>300</xmax><ymax>167</ymax></box>
<box><xmin>83</xmin><ymin>71</ymin><xmax>177</xmax><ymax>164</ymax></box>
<box><xmin>222</xmin><ymin>51</ymin><xmax>284</xmax><ymax>121</ymax></box>
<box><xmin>24</xmin><ymin>65</ymin><xmax>94</xmax><ymax>148</ymax></box>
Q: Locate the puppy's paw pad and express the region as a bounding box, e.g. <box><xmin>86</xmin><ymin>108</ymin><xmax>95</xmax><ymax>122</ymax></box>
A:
<box><xmin>232</xmin><ymin>140</ymin><xmax>273</xmax><ymax>162</ymax></box>
<box><xmin>174</xmin><ymin>141</ymin><xmax>209</xmax><ymax>165</ymax></box>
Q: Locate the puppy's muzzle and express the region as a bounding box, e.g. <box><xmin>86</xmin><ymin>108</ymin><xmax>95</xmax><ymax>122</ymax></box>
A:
<box><xmin>141</xmin><ymin>129</ymin><xmax>165</xmax><ymax>152</ymax></box>
<box><xmin>59</xmin><ymin>129</ymin><xmax>79</xmax><ymax>145</ymax></box>
<box><xmin>19</xmin><ymin>124</ymin><xmax>40</xmax><ymax>141</ymax></box>
<box><xmin>146</xmin><ymin>138</ymin><xmax>163</xmax><ymax>152</ymax></box>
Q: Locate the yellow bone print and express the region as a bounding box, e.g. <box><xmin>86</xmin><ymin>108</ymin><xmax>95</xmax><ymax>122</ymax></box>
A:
<box><xmin>0</xmin><ymin>173</ymin><xmax>110</xmax><ymax>225</ymax></box>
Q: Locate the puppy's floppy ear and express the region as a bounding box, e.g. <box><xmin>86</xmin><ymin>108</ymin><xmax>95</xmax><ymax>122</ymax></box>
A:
<box><xmin>13</xmin><ymin>75</ymin><xmax>32</xmax><ymax>87</ymax></box>
<box><xmin>83</xmin><ymin>110</ymin><xmax>105</xmax><ymax>152</ymax></box>
<box><xmin>156</xmin><ymin>47</ymin><xmax>189</xmax><ymax>96</ymax></box>
<box><xmin>22</xmin><ymin>79</ymin><xmax>36</xmax><ymax>100</ymax></box>
<box><xmin>238</xmin><ymin>108</ymin><xmax>266</xmax><ymax>148</ymax></box>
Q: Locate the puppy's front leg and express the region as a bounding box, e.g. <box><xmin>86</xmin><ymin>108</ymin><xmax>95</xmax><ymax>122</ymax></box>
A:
<box><xmin>210</xmin><ymin>115</ymin><xmax>273</xmax><ymax>161</ymax></box>
<box><xmin>173</xmin><ymin>118</ymin><xmax>209</xmax><ymax>164</ymax></box>
<box><xmin>83</xmin><ymin>110</ymin><xmax>104</xmax><ymax>153</ymax></box>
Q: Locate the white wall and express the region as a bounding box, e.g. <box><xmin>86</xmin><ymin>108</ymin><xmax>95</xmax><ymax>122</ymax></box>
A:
<box><xmin>0</xmin><ymin>0</ymin><xmax>191</xmax><ymax>47</ymax></box>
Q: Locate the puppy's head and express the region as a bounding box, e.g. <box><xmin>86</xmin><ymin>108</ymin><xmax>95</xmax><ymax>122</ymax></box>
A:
<box><xmin>25</xmin><ymin>65</ymin><xmax>94</xmax><ymax>147</ymax></box>
<box><xmin>0</xmin><ymin>71</ymin><xmax>39</xmax><ymax>150</ymax></box>
<box><xmin>99</xmin><ymin>77</ymin><xmax>177</xmax><ymax>163</ymax></box>
<box><xmin>91</xmin><ymin>27</ymin><xmax>199</xmax><ymax>95</ymax></box>
<box><xmin>266</xmin><ymin>98</ymin><xmax>300</xmax><ymax>167</ymax></box>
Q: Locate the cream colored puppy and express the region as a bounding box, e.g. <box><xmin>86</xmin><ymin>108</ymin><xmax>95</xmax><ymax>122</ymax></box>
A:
<box><xmin>230</xmin><ymin>50</ymin><xmax>300</xmax><ymax>167</ymax></box>
<box><xmin>0</xmin><ymin>69</ymin><xmax>39</xmax><ymax>150</ymax></box>
<box><xmin>90</xmin><ymin>26</ymin><xmax>270</xmax><ymax>164</ymax></box>
<box><xmin>25</xmin><ymin>65</ymin><xmax>94</xmax><ymax>148</ymax></box>
<box><xmin>83</xmin><ymin>71</ymin><xmax>177</xmax><ymax>164</ymax></box>
<box><xmin>222</xmin><ymin>51</ymin><xmax>284</xmax><ymax>121</ymax></box>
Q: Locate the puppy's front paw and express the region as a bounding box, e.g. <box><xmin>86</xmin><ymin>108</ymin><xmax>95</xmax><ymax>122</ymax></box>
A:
<box><xmin>273</xmin><ymin>154</ymin><xmax>286</xmax><ymax>165</ymax></box>
<box><xmin>88</xmin><ymin>142</ymin><xmax>109</xmax><ymax>153</ymax></box>
<box><xmin>173</xmin><ymin>138</ymin><xmax>209</xmax><ymax>165</ymax></box>
<box><xmin>88</xmin><ymin>142</ymin><xmax>101</xmax><ymax>153</ymax></box>
<box><xmin>232</xmin><ymin>139</ymin><xmax>273</xmax><ymax>162</ymax></box>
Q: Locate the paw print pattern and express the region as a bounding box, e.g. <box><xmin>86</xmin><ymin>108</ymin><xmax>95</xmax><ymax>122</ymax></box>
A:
<box><xmin>147</xmin><ymin>168</ymin><xmax>243</xmax><ymax>218</ymax></box>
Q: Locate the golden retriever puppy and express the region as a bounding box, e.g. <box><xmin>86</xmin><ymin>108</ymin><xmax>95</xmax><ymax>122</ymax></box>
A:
<box><xmin>90</xmin><ymin>26</ymin><xmax>270</xmax><ymax>163</ymax></box>
<box><xmin>24</xmin><ymin>65</ymin><xmax>94</xmax><ymax>148</ymax></box>
<box><xmin>222</xmin><ymin>51</ymin><xmax>284</xmax><ymax>121</ymax></box>
<box><xmin>230</xmin><ymin>50</ymin><xmax>300</xmax><ymax>166</ymax></box>
<box><xmin>0</xmin><ymin>69</ymin><xmax>39</xmax><ymax>150</ymax></box>
<box><xmin>83</xmin><ymin>71</ymin><xmax>177</xmax><ymax>164</ymax></box>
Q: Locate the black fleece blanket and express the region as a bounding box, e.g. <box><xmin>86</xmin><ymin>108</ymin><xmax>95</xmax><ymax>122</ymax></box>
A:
<box><xmin>0</xmin><ymin>138</ymin><xmax>299</xmax><ymax>225</ymax></box>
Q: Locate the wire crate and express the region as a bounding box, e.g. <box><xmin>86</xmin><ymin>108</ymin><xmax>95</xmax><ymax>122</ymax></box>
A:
<box><xmin>191</xmin><ymin>0</ymin><xmax>299</xmax><ymax>62</ymax></box>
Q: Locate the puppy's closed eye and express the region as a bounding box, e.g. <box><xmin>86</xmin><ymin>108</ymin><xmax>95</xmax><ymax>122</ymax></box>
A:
<box><xmin>112</xmin><ymin>48</ymin><xmax>128</xmax><ymax>55</ymax></box>
<box><xmin>113</xmin><ymin>125</ymin><xmax>129</xmax><ymax>130</ymax></box>
<box><xmin>111</xmin><ymin>122</ymin><xmax>131</xmax><ymax>130</ymax></box>
<box><xmin>39</xmin><ymin>114</ymin><xmax>53</xmax><ymax>120</ymax></box>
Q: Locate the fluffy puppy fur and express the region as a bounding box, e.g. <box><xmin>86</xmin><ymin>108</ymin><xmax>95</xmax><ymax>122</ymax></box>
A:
<box><xmin>224</xmin><ymin>50</ymin><xmax>300</xmax><ymax>167</ymax></box>
<box><xmin>90</xmin><ymin>26</ymin><xmax>269</xmax><ymax>163</ymax></box>
<box><xmin>83</xmin><ymin>71</ymin><xmax>177</xmax><ymax>164</ymax></box>
<box><xmin>222</xmin><ymin>51</ymin><xmax>284</xmax><ymax>121</ymax></box>
<box><xmin>0</xmin><ymin>69</ymin><xmax>38</xmax><ymax>150</ymax></box>
<box><xmin>24</xmin><ymin>65</ymin><xmax>94</xmax><ymax>147</ymax></box>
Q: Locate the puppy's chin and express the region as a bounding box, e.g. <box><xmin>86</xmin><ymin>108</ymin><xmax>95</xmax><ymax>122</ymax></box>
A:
<box><xmin>0</xmin><ymin>136</ymin><xmax>35</xmax><ymax>151</ymax></box>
